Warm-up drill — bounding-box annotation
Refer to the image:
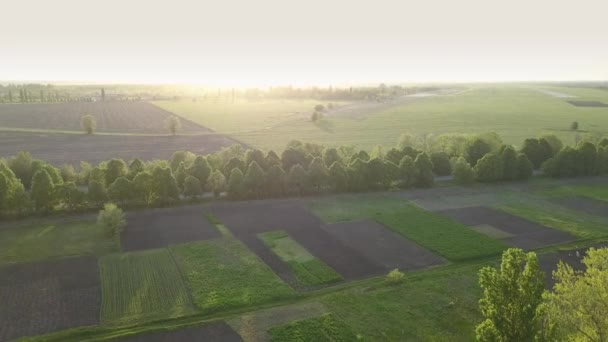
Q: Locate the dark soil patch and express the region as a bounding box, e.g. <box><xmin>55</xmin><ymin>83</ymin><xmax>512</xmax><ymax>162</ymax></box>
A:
<box><xmin>0</xmin><ymin>256</ymin><xmax>100</xmax><ymax>342</ymax></box>
<box><xmin>0</xmin><ymin>101</ymin><xmax>206</xmax><ymax>133</ymax></box>
<box><xmin>210</xmin><ymin>201</ymin><xmax>384</xmax><ymax>282</ymax></box>
<box><xmin>119</xmin><ymin>321</ymin><xmax>242</xmax><ymax>341</ymax></box>
<box><xmin>552</xmin><ymin>196</ymin><xmax>608</xmax><ymax>218</ymax></box>
<box><xmin>122</xmin><ymin>205</ymin><xmax>220</xmax><ymax>251</ymax></box>
<box><xmin>321</xmin><ymin>219</ymin><xmax>446</xmax><ymax>271</ymax></box>
<box><xmin>438</xmin><ymin>206</ymin><xmax>575</xmax><ymax>249</ymax></box>
<box><xmin>0</xmin><ymin>131</ymin><xmax>238</xmax><ymax>166</ymax></box>
<box><xmin>567</xmin><ymin>100</ymin><xmax>608</xmax><ymax>107</ymax></box>
<box><xmin>539</xmin><ymin>243</ymin><xmax>608</xmax><ymax>288</ymax></box>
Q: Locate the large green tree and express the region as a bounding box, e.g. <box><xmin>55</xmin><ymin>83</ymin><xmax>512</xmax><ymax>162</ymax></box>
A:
<box><xmin>414</xmin><ymin>152</ymin><xmax>434</xmax><ymax>187</ymax></box>
<box><xmin>31</xmin><ymin>169</ymin><xmax>55</xmax><ymax>211</ymax></box>
<box><xmin>245</xmin><ymin>161</ymin><xmax>266</xmax><ymax>198</ymax></box>
<box><xmin>476</xmin><ymin>248</ymin><xmax>545</xmax><ymax>342</ymax></box>
<box><xmin>227</xmin><ymin>168</ymin><xmax>245</xmax><ymax>198</ymax></box>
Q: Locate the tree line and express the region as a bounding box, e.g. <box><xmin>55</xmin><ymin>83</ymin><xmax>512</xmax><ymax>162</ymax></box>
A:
<box><xmin>1</xmin><ymin>132</ymin><xmax>608</xmax><ymax>217</ymax></box>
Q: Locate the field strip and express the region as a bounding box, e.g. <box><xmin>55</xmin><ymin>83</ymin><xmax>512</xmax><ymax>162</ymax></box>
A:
<box><xmin>0</xmin><ymin>126</ymin><xmax>228</xmax><ymax>137</ymax></box>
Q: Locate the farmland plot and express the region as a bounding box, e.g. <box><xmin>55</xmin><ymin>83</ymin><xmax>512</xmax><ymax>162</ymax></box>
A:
<box><xmin>99</xmin><ymin>249</ymin><xmax>195</xmax><ymax>326</ymax></box>
<box><xmin>118</xmin><ymin>321</ymin><xmax>242</xmax><ymax>342</ymax></box>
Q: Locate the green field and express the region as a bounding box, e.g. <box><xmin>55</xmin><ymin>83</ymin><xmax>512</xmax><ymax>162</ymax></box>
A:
<box><xmin>0</xmin><ymin>220</ymin><xmax>118</xmax><ymax>266</ymax></box>
<box><xmin>99</xmin><ymin>249</ymin><xmax>196</xmax><ymax>326</ymax></box>
<box><xmin>309</xmin><ymin>195</ymin><xmax>507</xmax><ymax>261</ymax></box>
<box><xmin>258</xmin><ymin>230</ymin><xmax>342</xmax><ymax>286</ymax></box>
<box><xmin>268</xmin><ymin>313</ymin><xmax>358</xmax><ymax>341</ymax></box>
<box><xmin>156</xmin><ymin>86</ymin><xmax>608</xmax><ymax>151</ymax></box>
<box><xmin>544</xmin><ymin>184</ymin><xmax>608</xmax><ymax>202</ymax></box>
<box><xmin>170</xmin><ymin>238</ymin><xmax>294</xmax><ymax>313</ymax></box>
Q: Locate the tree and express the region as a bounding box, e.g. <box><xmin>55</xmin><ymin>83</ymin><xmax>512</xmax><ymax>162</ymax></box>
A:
<box><xmin>516</xmin><ymin>154</ymin><xmax>534</xmax><ymax>180</ymax></box>
<box><xmin>571</xmin><ymin>121</ymin><xmax>579</xmax><ymax>131</ymax></box>
<box><xmin>207</xmin><ymin>169</ymin><xmax>226</xmax><ymax>198</ymax></box>
<box><xmin>108</xmin><ymin>177</ymin><xmax>133</xmax><ymax>204</ymax></box>
<box><xmin>476</xmin><ymin>248</ymin><xmax>545</xmax><ymax>342</ymax></box>
<box><xmin>165</xmin><ymin>115</ymin><xmax>181</xmax><ymax>135</ymax></box>
<box><xmin>542</xmin><ymin>147</ymin><xmax>579</xmax><ymax>178</ymax></box>
<box><xmin>31</xmin><ymin>169</ymin><xmax>55</xmax><ymax>211</ymax></box>
<box><xmin>174</xmin><ymin>162</ymin><xmax>187</xmax><ymax>190</ymax></box>
<box><xmin>265</xmin><ymin>164</ymin><xmax>287</xmax><ymax>196</ymax></box>
<box><xmin>128</xmin><ymin>158</ymin><xmax>145</xmax><ymax>180</ymax></box>
<box><xmin>323</xmin><ymin>147</ymin><xmax>341</xmax><ymax>168</ymax></box>
<box><xmin>542</xmin><ymin>247</ymin><xmax>608</xmax><ymax>341</ymax></box>
<box><xmin>398</xmin><ymin>155</ymin><xmax>418</xmax><ymax>188</ymax></box>
<box><xmin>132</xmin><ymin>171</ymin><xmax>156</xmax><ymax>205</ymax></box>
<box><xmin>96</xmin><ymin>203</ymin><xmax>126</xmax><ymax>237</ymax></box>
<box><xmin>414</xmin><ymin>152</ymin><xmax>434</xmax><ymax>187</ymax></box>
<box><xmin>88</xmin><ymin>180</ymin><xmax>108</xmax><ymax>206</ymax></box>
<box><xmin>223</xmin><ymin>157</ymin><xmax>245</xmax><ymax>176</ymax></box>
<box><xmin>170</xmin><ymin>151</ymin><xmax>192</xmax><ymax>171</ymax></box>
<box><xmin>430</xmin><ymin>151</ymin><xmax>451</xmax><ymax>176</ymax></box>
<box><xmin>308</xmin><ymin>157</ymin><xmax>328</xmax><ymax>191</ymax></box>
<box><xmin>60</xmin><ymin>164</ymin><xmax>77</xmax><ymax>183</ymax></box>
<box><xmin>540</xmin><ymin>135</ymin><xmax>563</xmax><ymax>156</ymax></box>
<box><xmin>328</xmin><ymin>162</ymin><xmax>348</xmax><ymax>191</ymax></box>
<box><xmin>81</xmin><ymin>114</ymin><xmax>96</xmax><ymax>134</ymax></box>
<box><xmin>475</xmin><ymin>153</ymin><xmax>503</xmax><ymax>182</ymax></box>
<box><xmin>367</xmin><ymin>157</ymin><xmax>387</xmax><ymax>189</ymax></box>
<box><xmin>288</xmin><ymin>164</ymin><xmax>308</xmax><ymax>195</ymax></box>
<box><xmin>466</xmin><ymin>138</ymin><xmax>492</xmax><ymax>166</ymax></box>
<box><xmin>265</xmin><ymin>150</ymin><xmax>282</xmax><ymax>169</ymax></box>
<box><xmin>452</xmin><ymin>157</ymin><xmax>476</xmax><ymax>185</ymax></box>
<box><xmin>500</xmin><ymin>146</ymin><xmax>518</xmax><ymax>181</ymax></box>
<box><xmin>189</xmin><ymin>156</ymin><xmax>212</xmax><ymax>189</ymax></box>
<box><xmin>105</xmin><ymin>159</ymin><xmax>128</xmax><ymax>185</ymax></box>
<box><xmin>385</xmin><ymin>147</ymin><xmax>405</xmax><ymax>165</ymax></box>
<box><xmin>0</xmin><ymin>172</ymin><xmax>10</xmax><ymax>211</ymax></box>
<box><xmin>8</xmin><ymin>151</ymin><xmax>33</xmax><ymax>188</ymax></box>
<box><xmin>56</xmin><ymin>182</ymin><xmax>85</xmax><ymax>211</ymax></box>
<box><xmin>183</xmin><ymin>175</ymin><xmax>202</xmax><ymax>199</ymax></box>
<box><xmin>577</xmin><ymin>142</ymin><xmax>598</xmax><ymax>176</ymax></box>
<box><xmin>227</xmin><ymin>168</ymin><xmax>245</xmax><ymax>198</ymax></box>
<box><xmin>245</xmin><ymin>149</ymin><xmax>266</xmax><ymax>170</ymax></box>
<box><xmin>152</xmin><ymin>166</ymin><xmax>179</xmax><ymax>204</ymax></box>
<box><xmin>245</xmin><ymin>161</ymin><xmax>265</xmax><ymax>198</ymax></box>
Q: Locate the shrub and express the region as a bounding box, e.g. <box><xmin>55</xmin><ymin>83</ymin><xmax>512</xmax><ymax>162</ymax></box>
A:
<box><xmin>414</xmin><ymin>152</ymin><xmax>434</xmax><ymax>187</ymax></box>
<box><xmin>475</xmin><ymin>153</ymin><xmax>503</xmax><ymax>182</ymax></box>
<box><xmin>183</xmin><ymin>175</ymin><xmax>202</xmax><ymax>199</ymax></box>
<box><xmin>207</xmin><ymin>169</ymin><xmax>226</xmax><ymax>198</ymax></box>
<box><xmin>430</xmin><ymin>151</ymin><xmax>451</xmax><ymax>176</ymax></box>
<box><xmin>97</xmin><ymin>203</ymin><xmax>126</xmax><ymax>237</ymax></box>
<box><xmin>452</xmin><ymin>157</ymin><xmax>475</xmax><ymax>185</ymax></box>
<box><xmin>165</xmin><ymin>115</ymin><xmax>181</xmax><ymax>135</ymax></box>
<box><xmin>81</xmin><ymin>114</ymin><xmax>96</xmax><ymax>134</ymax></box>
<box><xmin>386</xmin><ymin>269</ymin><xmax>405</xmax><ymax>285</ymax></box>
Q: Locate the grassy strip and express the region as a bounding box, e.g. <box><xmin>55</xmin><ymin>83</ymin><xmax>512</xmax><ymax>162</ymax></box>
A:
<box><xmin>259</xmin><ymin>230</ymin><xmax>342</xmax><ymax>286</ymax></box>
<box><xmin>203</xmin><ymin>212</ymin><xmax>233</xmax><ymax>238</ymax></box>
<box><xmin>99</xmin><ymin>249</ymin><xmax>196</xmax><ymax>326</ymax></box>
<box><xmin>0</xmin><ymin>220</ymin><xmax>117</xmax><ymax>266</ymax></box>
<box><xmin>545</xmin><ymin>185</ymin><xmax>608</xmax><ymax>201</ymax></box>
<box><xmin>269</xmin><ymin>313</ymin><xmax>358</xmax><ymax>341</ymax></box>
<box><xmin>170</xmin><ymin>238</ymin><xmax>294</xmax><ymax>313</ymax></box>
<box><xmin>309</xmin><ymin>195</ymin><xmax>507</xmax><ymax>261</ymax></box>
<box><xmin>498</xmin><ymin>203</ymin><xmax>608</xmax><ymax>239</ymax></box>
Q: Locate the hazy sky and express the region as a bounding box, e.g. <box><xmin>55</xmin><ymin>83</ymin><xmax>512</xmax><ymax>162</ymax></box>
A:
<box><xmin>1</xmin><ymin>0</ymin><xmax>607</xmax><ymax>86</ymax></box>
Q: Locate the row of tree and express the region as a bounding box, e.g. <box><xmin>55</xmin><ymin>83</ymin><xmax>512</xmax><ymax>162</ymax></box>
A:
<box><xmin>1</xmin><ymin>133</ymin><xmax>607</xmax><ymax>216</ymax></box>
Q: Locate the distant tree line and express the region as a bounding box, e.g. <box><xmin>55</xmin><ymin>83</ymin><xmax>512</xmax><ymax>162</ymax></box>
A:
<box><xmin>1</xmin><ymin>132</ymin><xmax>607</xmax><ymax>217</ymax></box>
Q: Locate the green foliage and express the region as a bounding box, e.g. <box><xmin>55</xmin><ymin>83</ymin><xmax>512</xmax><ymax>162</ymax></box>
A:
<box><xmin>398</xmin><ymin>155</ymin><xmax>418</xmax><ymax>188</ymax></box>
<box><xmin>8</xmin><ymin>151</ymin><xmax>33</xmax><ymax>188</ymax></box>
<box><xmin>474</xmin><ymin>153</ymin><xmax>503</xmax><ymax>182</ymax></box>
<box><xmin>452</xmin><ymin>157</ymin><xmax>476</xmax><ymax>185</ymax></box>
<box><xmin>539</xmin><ymin>134</ymin><xmax>563</xmax><ymax>156</ymax></box>
<box><xmin>500</xmin><ymin>146</ymin><xmax>518</xmax><ymax>181</ymax></box>
<box><xmin>323</xmin><ymin>147</ymin><xmax>341</xmax><ymax>168</ymax></box>
<box><xmin>105</xmin><ymin>159</ymin><xmax>128</xmax><ymax>185</ymax></box>
<box><xmin>288</xmin><ymin>164</ymin><xmax>308</xmax><ymax>195</ymax></box>
<box><xmin>430</xmin><ymin>151</ymin><xmax>452</xmax><ymax>176</ymax></box>
<box><xmin>128</xmin><ymin>158</ymin><xmax>145</xmax><ymax>180</ymax></box>
<box><xmin>414</xmin><ymin>152</ymin><xmax>434</xmax><ymax>187</ymax></box>
<box><xmin>328</xmin><ymin>162</ymin><xmax>348</xmax><ymax>191</ymax></box>
<box><xmin>265</xmin><ymin>164</ymin><xmax>287</xmax><ymax>196</ymax></box>
<box><xmin>269</xmin><ymin>314</ymin><xmax>358</xmax><ymax>342</ymax></box>
<box><xmin>189</xmin><ymin>156</ymin><xmax>211</xmax><ymax>188</ymax></box>
<box><xmin>308</xmin><ymin>157</ymin><xmax>329</xmax><ymax>190</ymax></box>
<box><xmin>577</xmin><ymin>141</ymin><xmax>598</xmax><ymax>176</ymax></box>
<box><xmin>223</xmin><ymin>157</ymin><xmax>245</xmax><ymax>177</ymax></box>
<box><xmin>543</xmin><ymin>247</ymin><xmax>608</xmax><ymax>341</ymax></box>
<box><xmin>282</xmin><ymin>148</ymin><xmax>311</xmax><ymax>172</ymax></box>
<box><xmin>165</xmin><ymin>115</ymin><xmax>181</xmax><ymax>135</ymax></box>
<box><xmin>207</xmin><ymin>169</ymin><xmax>226</xmax><ymax>198</ymax></box>
<box><xmin>521</xmin><ymin>138</ymin><xmax>552</xmax><ymax>169</ymax></box>
<box><xmin>259</xmin><ymin>230</ymin><xmax>341</xmax><ymax>286</ymax></box>
<box><xmin>96</xmin><ymin>203</ymin><xmax>126</xmax><ymax>237</ymax></box>
<box><xmin>174</xmin><ymin>161</ymin><xmax>187</xmax><ymax>190</ymax></box>
<box><xmin>183</xmin><ymin>175</ymin><xmax>202</xmax><ymax>199</ymax></box>
<box><xmin>385</xmin><ymin>269</ymin><xmax>406</xmax><ymax>285</ymax></box>
<box><xmin>88</xmin><ymin>180</ymin><xmax>108</xmax><ymax>206</ymax></box>
<box><xmin>99</xmin><ymin>249</ymin><xmax>195</xmax><ymax>326</ymax></box>
<box><xmin>227</xmin><ymin>168</ymin><xmax>245</xmax><ymax>198</ymax></box>
<box><xmin>476</xmin><ymin>248</ymin><xmax>545</xmax><ymax>342</ymax></box>
<box><xmin>152</xmin><ymin>166</ymin><xmax>179</xmax><ymax>204</ymax></box>
<box><xmin>245</xmin><ymin>161</ymin><xmax>266</xmax><ymax>198</ymax></box>
<box><xmin>132</xmin><ymin>171</ymin><xmax>156</xmax><ymax>205</ymax></box>
<box><xmin>515</xmin><ymin>154</ymin><xmax>533</xmax><ymax>180</ymax></box>
<box><xmin>31</xmin><ymin>169</ymin><xmax>55</xmax><ymax>211</ymax></box>
<box><xmin>60</xmin><ymin>164</ymin><xmax>77</xmax><ymax>183</ymax></box>
<box><xmin>245</xmin><ymin>149</ymin><xmax>267</xmax><ymax>170</ymax></box>
<box><xmin>170</xmin><ymin>239</ymin><xmax>294</xmax><ymax>313</ymax></box>
<box><xmin>108</xmin><ymin>177</ymin><xmax>133</xmax><ymax>204</ymax></box>
<box><xmin>56</xmin><ymin>181</ymin><xmax>86</xmax><ymax>210</ymax></box>
<box><xmin>466</xmin><ymin>138</ymin><xmax>492</xmax><ymax>166</ymax></box>
<box><xmin>80</xmin><ymin>114</ymin><xmax>96</xmax><ymax>134</ymax></box>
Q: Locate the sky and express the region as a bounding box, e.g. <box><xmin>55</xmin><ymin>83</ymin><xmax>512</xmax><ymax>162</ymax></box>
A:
<box><xmin>1</xmin><ymin>0</ymin><xmax>607</xmax><ymax>86</ymax></box>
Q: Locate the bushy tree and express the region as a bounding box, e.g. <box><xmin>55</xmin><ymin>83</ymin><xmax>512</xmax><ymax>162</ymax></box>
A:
<box><xmin>288</xmin><ymin>164</ymin><xmax>308</xmax><ymax>195</ymax></box>
<box><xmin>223</xmin><ymin>157</ymin><xmax>245</xmax><ymax>176</ymax></box>
<box><xmin>542</xmin><ymin>147</ymin><xmax>579</xmax><ymax>178</ymax></box>
<box><xmin>521</xmin><ymin>138</ymin><xmax>551</xmax><ymax>169</ymax></box>
<box><xmin>265</xmin><ymin>164</ymin><xmax>287</xmax><ymax>196</ymax></box>
<box><xmin>56</xmin><ymin>181</ymin><xmax>85</xmax><ymax>211</ymax></box>
<box><xmin>88</xmin><ymin>180</ymin><xmax>108</xmax><ymax>206</ymax></box>
<box><xmin>281</xmin><ymin>148</ymin><xmax>310</xmax><ymax>172</ymax></box>
<box><xmin>323</xmin><ymin>147</ymin><xmax>341</xmax><ymax>168</ymax></box>
<box><xmin>183</xmin><ymin>175</ymin><xmax>202</xmax><ymax>199</ymax></box>
<box><xmin>542</xmin><ymin>247</ymin><xmax>608</xmax><ymax>341</ymax></box>
<box><xmin>516</xmin><ymin>154</ymin><xmax>534</xmax><ymax>180</ymax></box>
<box><xmin>31</xmin><ymin>169</ymin><xmax>55</xmax><ymax>211</ymax></box>
<box><xmin>0</xmin><ymin>172</ymin><xmax>10</xmax><ymax>211</ymax></box>
<box><xmin>105</xmin><ymin>159</ymin><xmax>128</xmax><ymax>185</ymax></box>
<box><xmin>174</xmin><ymin>161</ymin><xmax>187</xmax><ymax>190</ymax></box>
<box><xmin>414</xmin><ymin>152</ymin><xmax>434</xmax><ymax>187</ymax></box>
<box><xmin>128</xmin><ymin>158</ymin><xmax>145</xmax><ymax>180</ymax></box>
<box><xmin>597</xmin><ymin>146</ymin><xmax>608</xmax><ymax>174</ymax></box>
<box><xmin>430</xmin><ymin>151</ymin><xmax>451</xmax><ymax>176</ymax></box>
<box><xmin>60</xmin><ymin>164</ymin><xmax>77</xmax><ymax>183</ymax></box>
<box><xmin>500</xmin><ymin>146</ymin><xmax>518</xmax><ymax>181</ymax></box>
<box><xmin>265</xmin><ymin>150</ymin><xmax>282</xmax><ymax>169</ymax></box>
<box><xmin>466</xmin><ymin>138</ymin><xmax>492</xmax><ymax>166</ymax></box>
<box><xmin>152</xmin><ymin>166</ymin><xmax>179</xmax><ymax>204</ymax></box>
<box><xmin>398</xmin><ymin>155</ymin><xmax>418</xmax><ymax>188</ymax></box>
<box><xmin>476</xmin><ymin>248</ymin><xmax>545</xmax><ymax>342</ymax></box>
<box><xmin>577</xmin><ymin>141</ymin><xmax>598</xmax><ymax>176</ymax></box>
<box><xmin>385</xmin><ymin>147</ymin><xmax>405</xmax><ymax>165</ymax></box>
<box><xmin>207</xmin><ymin>169</ymin><xmax>226</xmax><ymax>198</ymax></box>
<box><xmin>308</xmin><ymin>157</ymin><xmax>328</xmax><ymax>191</ymax></box>
<box><xmin>96</xmin><ymin>203</ymin><xmax>126</xmax><ymax>237</ymax></box>
<box><xmin>328</xmin><ymin>162</ymin><xmax>348</xmax><ymax>191</ymax></box>
<box><xmin>108</xmin><ymin>177</ymin><xmax>133</xmax><ymax>204</ymax></box>
<box><xmin>9</xmin><ymin>151</ymin><xmax>33</xmax><ymax>188</ymax></box>
<box><xmin>170</xmin><ymin>151</ymin><xmax>192</xmax><ymax>171</ymax></box>
<box><xmin>189</xmin><ymin>156</ymin><xmax>211</xmax><ymax>189</ymax></box>
<box><xmin>227</xmin><ymin>168</ymin><xmax>245</xmax><ymax>198</ymax></box>
<box><xmin>81</xmin><ymin>114</ymin><xmax>96</xmax><ymax>134</ymax></box>
<box><xmin>347</xmin><ymin>158</ymin><xmax>368</xmax><ymax>191</ymax></box>
<box><xmin>452</xmin><ymin>157</ymin><xmax>476</xmax><ymax>185</ymax></box>
<box><xmin>474</xmin><ymin>153</ymin><xmax>503</xmax><ymax>182</ymax></box>
<box><xmin>132</xmin><ymin>171</ymin><xmax>156</xmax><ymax>205</ymax></box>
<box><xmin>245</xmin><ymin>161</ymin><xmax>265</xmax><ymax>198</ymax></box>
<box><xmin>245</xmin><ymin>149</ymin><xmax>266</xmax><ymax>171</ymax></box>
<box><xmin>367</xmin><ymin>157</ymin><xmax>387</xmax><ymax>189</ymax></box>
<box><xmin>570</xmin><ymin>121</ymin><xmax>579</xmax><ymax>131</ymax></box>
<box><xmin>165</xmin><ymin>115</ymin><xmax>181</xmax><ymax>135</ymax></box>
<box><xmin>540</xmin><ymin>135</ymin><xmax>563</xmax><ymax>156</ymax></box>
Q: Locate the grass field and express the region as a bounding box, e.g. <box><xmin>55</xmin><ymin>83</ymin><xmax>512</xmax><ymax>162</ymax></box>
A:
<box><xmin>268</xmin><ymin>313</ymin><xmax>358</xmax><ymax>341</ymax></box>
<box><xmin>99</xmin><ymin>249</ymin><xmax>195</xmax><ymax>326</ymax></box>
<box><xmin>309</xmin><ymin>195</ymin><xmax>507</xmax><ymax>261</ymax></box>
<box><xmin>0</xmin><ymin>220</ymin><xmax>118</xmax><ymax>266</ymax></box>
<box><xmin>156</xmin><ymin>86</ymin><xmax>608</xmax><ymax>151</ymax></box>
<box><xmin>170</xmin><ymin>238</ymin><xmax>294</xmax><ymax>313</ymax></box>
<box><xmin>498</xmin><ymin>203</ymin><xmax>608</xmax><ymax>239</ymax></box>
<box><xmin>544</xmin><ymin>185</ymin><xmax>608</xmax><ymax>202</ymax></box>
<box><xmin>258</xmin><ymin>230</ymin><xmax>342</xmax><ymax>286</ymax></box>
